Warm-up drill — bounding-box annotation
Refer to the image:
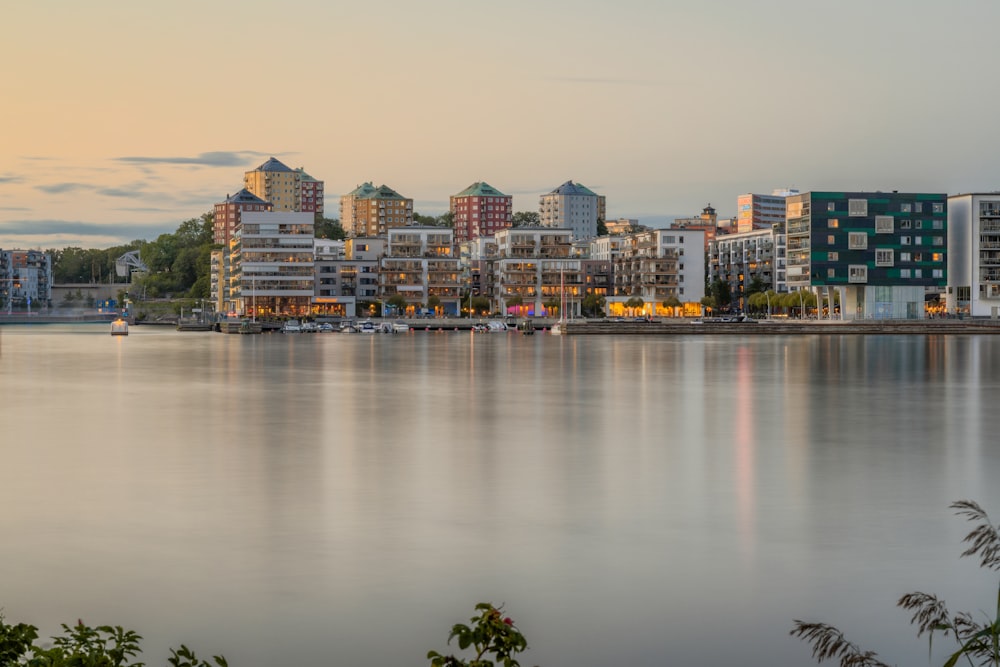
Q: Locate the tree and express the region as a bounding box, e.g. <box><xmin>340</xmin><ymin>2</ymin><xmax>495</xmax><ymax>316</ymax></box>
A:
<box><xmin>624</xmin><ymin>297</ymin><xmax>645</xmax><ymax>316</ymax></box>
<box><xmin>582</xmin><ymin>293</ymin><xmax>606</xmax><ymax>318</ymax></box>
<box><xmin>709</xmin><ymin>280</ymin><xmax>732</xmax><ymax>308</ymax></box>
<box><xmin>596</xmin><ymin>217</ymin><xmax>608</xmax><ymax>236</ymax></box>
<box><xmin>792</xmin><ymin>500</ymin><xmax>1000</xmax><ymax>667</ymax></box>
<box><xmin>507</xmin><ymin>295</ymin><xmax>524</xmax><ymax>315</ymax></box>
<box><xmin>701</xmin><ymin>295</ymin><xmax>717</xmax><ymax>314</ymax></box>
<box><xmin>471</xmin><ymin>296</ymin><xmax>490</xmax><ymax>316</ymax></box>
<box><xmin>747</xmin><ymin>275</ymin><xmax>767</xmax><ymax>296</ymax></box>
<box><xmin>427</xmin><ymin>294</ymin><xmax>441</xmax><ymax>313</ymax></box>
<box><xmin>511</xmin><ymin>211</ymin><xmax>540</xmax><ymax>228</ymax></box>
<box><xmin>436</xmin><ymin>212</ymin><xmax>455</xmax><ymax>228</ymax></box>
<box><xmin>412</xmin><ymin>212</ymin><xmax>438</xmax><ymax>226</ymax></box>
<box><xmin>663</xmin><ymin>295</ymin><xmax>683</xmax><ymax>317</ymax></box>
<box><xmin>314</xmin><ymin>216</ymin><xmax>346</xmax><ymax>240</ymax></box>
<box><xmin>387</xmin><ymin>294</ymin><xmax>408</xmax><ymax>313</ymax></box>
<box><xmin>543</xmin><ymin>297</ymin><xmax>560</xmax><ymax>316</ymax></box>
<box><xmin>428</xmin><ymin>603</ymin><xmax>529</xmax><ymax>667</ymax></box>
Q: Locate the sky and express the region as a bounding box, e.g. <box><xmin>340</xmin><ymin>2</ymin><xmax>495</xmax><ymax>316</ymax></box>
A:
<box><xmin>3</xmin><ymin>0</ymin><xmax>1000</xmax><ymax>249</ymax></box>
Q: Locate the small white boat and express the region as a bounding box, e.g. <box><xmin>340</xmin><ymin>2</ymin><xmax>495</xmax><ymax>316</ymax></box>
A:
<box><xmin>110</xmin><ymin>318</ymin><xmax>129</xmax><ymax>336</ymax></box>
<box><xmin>392</xmin><ymin>322</ymin><xmax>410</xmax><ymax>333</ymax></box>
<box><xmin>358</xmin><ymin>320</ymin><xmax>377</xmax><ymax>334</ymax></box>
<box><xmin>283</xmin><ymin>319</ymin><xmax>302</xmax><ymax>333</ymax></box>
<box><xmin>550</xmin><ymin>320</ymin><xmax>564</xmax><ymax>336</ymax></box>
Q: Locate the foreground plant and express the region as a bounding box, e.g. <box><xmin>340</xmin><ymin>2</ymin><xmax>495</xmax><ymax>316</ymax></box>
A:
<box><xmin>427</xmin><ymin>602</ymin><xmax>531</xmax><ymax>667</ymax></box>
<box><xmin>791</xmin><ymin>500</ymin><xmax>1000</xmax><ymax>667</ymax></box>
<box><xmin>0</xmin><ymin>615</ymin><xmax>226</xmax><ymax>667</ymax></box>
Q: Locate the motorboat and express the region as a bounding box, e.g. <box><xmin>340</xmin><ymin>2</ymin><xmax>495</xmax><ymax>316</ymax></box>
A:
<box><xmin>110</xmin><ymin>318</ymin><xmax>129</xmax><ymax>336</ymax></box>
<box><xmin>358</xmin><ymin>320</ymin><xmax>377</xmax><ymax>334</ymax></box>
<box><xmin>392</xmin><ymin>322</ymin><xmax>410</xmax><ymax>333</ymax></box>
<box><xmin>282</xmin><ymin>319</ymin><xmax>302</xmax><ymax>333</ymax></box>
<box><xmin>517</xmin><ymin>320</ymin><xmax>535</xmax><ymax>335</ymax></box>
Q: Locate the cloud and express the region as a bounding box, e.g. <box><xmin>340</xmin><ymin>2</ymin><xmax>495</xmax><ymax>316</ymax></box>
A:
<box><xmin>98</xmin><ymin>187</ymin><xmax>146</xmax><ymax>198</ymax></box>
<box><xmin>0</xmin><ymin>206</ymin><xmax>30</xmax><ymax>211</ymax></box>
<box><xmin>35</xmin><ymin>182</ymin><xmax>91</xmax><ymax>194</ymax></box>
<box><xmin>0</xmin><ymin>175</ymin><xmax>22</xmax><ymax>184</ymax></box>
<box><xmin>0</xmin><ymin>218</ymin><xmax>178</xmax><ymax>246</ymax></box>
<box><xmin>114</xmin><ymin>150</ymin><xmax>270</xmax><ymax>167</ymax></box>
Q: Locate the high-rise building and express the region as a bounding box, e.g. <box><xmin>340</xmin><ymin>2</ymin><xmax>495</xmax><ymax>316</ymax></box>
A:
<box><xmin>785</xmin><ymin>191</ymin><xmax>947</xmax><ymax>319</ymax></box>
<box><xmin>340</xmin><ymin>184</ymin><xmax>413</xmax><ymax>237</ymax></box>
<box><xmin>450</xmin><ymin>182</ymin><xmax>513</xmax><ymax>244</ymax></box>
<box><xmin>213</xmin><ymin>189</ymin><xmax>272</xmax><ymax>247</ymax></box>
<box><xmin>946</xmin><ymin>193</ymin><xmax>1000</xmax><ymax>317</ymax></box>
<box><xmin>1</xmin><ymin>249</ymin><xmax>52</xmax><ymax>311</ymax></box>
<box><xmin>539</xmin><ymin>181</ymin><xmax>601</xmax><ymax>240</ymax></box>
<box><xmin>736</xmin><ymin>191</ymin><xmax>794</xmax><ymax>233</ymax></box>
<box><xmin>243</xmin><ymin>157</ymin><xmax>323</xmax><ymax>214</ymax></box>
<box><xmin>230</xmin><ymin>211</ymin><xmax>315</xmax><ymax>318</ymax></box>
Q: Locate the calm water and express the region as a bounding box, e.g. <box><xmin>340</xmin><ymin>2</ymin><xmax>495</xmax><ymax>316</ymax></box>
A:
<box><xmin>2</xmin><ymin>325</ymin><xmax>1000</xmax><ymax>667</ymax></box>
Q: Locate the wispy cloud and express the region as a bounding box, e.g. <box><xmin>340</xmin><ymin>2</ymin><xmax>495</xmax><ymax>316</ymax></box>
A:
<box><xmin>36</xmin><ymin>182</ymin><xmax>91</xmax><ymax>194</ymax></box>
<box><xmin>0</xmin><ymin>206</ymin><xmax>30</xmax><ymax>211</ymax></box>
<box><xmin>114</xmin><ymin>150</ymin><xmax>270</xmax><ymax>167</ymax></box>
<box><xmin>0</xmin><ymin>175</ymin><xmax>23</xmax><ymax>184</ymax></box>
<box><xmin>0</xmin><ymin>218</ymin><xmax>177</xmax><ymax>245</ymax></box>
<box><xmin>98</xmin><ymin>187</ymin><xmax>146</xmax><ymax>198</ymax></box>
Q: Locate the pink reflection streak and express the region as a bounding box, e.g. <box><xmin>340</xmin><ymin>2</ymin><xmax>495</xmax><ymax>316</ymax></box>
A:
<box><xmin>735</xmin><ymin>346</ymin><xmax>756</xmax><ymax>558</ymax></box>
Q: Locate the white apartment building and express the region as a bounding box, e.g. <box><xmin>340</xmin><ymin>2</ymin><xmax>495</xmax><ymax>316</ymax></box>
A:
<box><xmin>539</xmin><ymin>181</ymin><xmax>601</xmax><ymax>240</ymax></box>
<box><xmin>947</xmin><ymin>193</ymin><xmax>1000</xmax><ymax>317</ymax></box>
<box><xmin>381</xmin><ymin>227</ymin><xmax>460</xmax><ymax>316</ymax></box>
<box><xmin>709</xmin><ymin>226</ymin><xmax>787</xmax><ymax>309</ymax></box>
<box><xmin>494</xmin><ymin>228</ymin><xmax>580</xmax><ymax>316</ymax></box>
<box><xmin>230</xmin><ymin>211</ymin><xmax>315</xmax><ymax>317</ymax></box>
<box><xmin>609</xmin><ymin>229</ymin><xmax>705</xmax><ymax>316</ymax></box>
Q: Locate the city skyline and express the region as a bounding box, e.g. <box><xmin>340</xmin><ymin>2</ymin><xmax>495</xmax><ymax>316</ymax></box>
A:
<box><xmin>3</xmin><ymin>0</ymin><xmax>1000</xmax><ymax>248</ymax></box>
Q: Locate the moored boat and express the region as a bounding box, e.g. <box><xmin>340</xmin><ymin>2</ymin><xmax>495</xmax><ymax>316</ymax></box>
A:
<box><xmin>111</xmin><ymin>318</ymin><xmax>129</xmax><ymax>336</ymax></box>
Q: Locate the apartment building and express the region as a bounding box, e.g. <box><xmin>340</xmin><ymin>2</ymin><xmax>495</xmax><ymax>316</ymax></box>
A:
<box><xmin>736</xmin><ymin>191</ymin><xmax>794</xmax><ymax>233</ymax></box>
<box><xmin>671</xmin><ymin>205</ymin><xmax>718</xmax><ymax>252</ymax></box>
<box><xmin>539</xmin><ymin>181</ymin><xmax>601</xmax><ymax>240</ymax></box>
<box><xmin>610</xmin><ymin>229</ymin><xmax>705</xmax><ymax>317</ymax></box>
<box><xmin>785</xmin><ymin>191</ymin><xmax>947</xmax><ymax>319</ymax></box>
<box><xmin>0</xmin><ymin>249</ymin><xmax>52</xmax><ymax>311</ymax></box>
<box><xmin>494</xmin><ymin>228</ymin><xmax>580</xmax><ymax>316</ymax></box>
<box><xmin>708</xmin><ymin>226</ymin><xmax>787</xmax><ymax>309</ymax></box>
<box><xmin>213</xmin><ymin>189</ymin><xmax>272</xmax><ymax>247</ymax></box>
<box><xmin>450</xmin><ymin>182</ymin><xmax>513</xmax><ymax>244</ymax></box>
<box><xmin>380</xmin><ymin>227</ymin><xmax>460</xmax><ymax>316</ymax></box>
<box><xmin>341</xmin><ymin>183</ymin><xmax>413</xmax><ymax>237</ymax></box>
<box><xmin>243</xmin><ymin>157</ymin><xmax>323</xmax><ymax>214</ymax></box>
<box><xmin>229</xmin><ymin>211</ymin><xmax>315</xmax><ymax>317</ymax></box>
<box><xmin>946</xmin><ymin>193</ymin><xmax>1000</xmax><ymax>317</ymax></box>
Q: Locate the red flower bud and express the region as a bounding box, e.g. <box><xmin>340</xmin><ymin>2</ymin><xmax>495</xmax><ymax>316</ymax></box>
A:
<box><xmin>503</xmin><ymin>617</ymin><xmax>513</xmax><ymax>625</ymax></box>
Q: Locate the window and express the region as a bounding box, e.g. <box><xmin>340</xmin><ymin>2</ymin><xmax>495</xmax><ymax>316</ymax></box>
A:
<box><xmin>827</xmin><ymin>202</ymin><xmax>836</xmax><ymax>212</ymax></box>
<box><xmin>875</xmin><ymin>249</ymin><xmax>894</xmax><ymax>266</ymax></box>
<box><xmin>933</xmin><ymin>220</ymin><xmax>943</xmax><ymax>229</ymax></box>
<box><xmin>848</xmin><ymin>232</ymin><xmax>868</xmax><ymax>249</ymax></box>
<box><xmin>915</xmin><ymin>236</ymin><xmax>923</xmax><ymax>246</ymax></box>
<box><xmin>828</xmin><ymin>219</ymin><xmax>839</xmax><ymax>228</ymax></box>
<box><xmin>914</xmin><ymin>253</ymin><xmax>923</xmax><ymax>261</ymax></box>
<box><xmin>932</xmin><ymin>269</ymin><xmax>943</xmax><ymax>278</ymax></box>
<box><xmin>915</xmin><ymin>220</ymin><xmax>923</xmax><ymax>229</ymax></box>
<box><xmin>901</xmin><ymin>236</ymin><xmax>911</xmax><ymax>246</ymax></box>
<box><xmin>900</xmin><ymin>219</ymin><xmax>912</xmax><ymax>229</ymax></box>
<box><xmin>900</xmin><ymin>252</ymin><xmax>911</xmax><ymax>262</ymax></box>
<box><xmin>849</xmin><ymin>199</ymin><xmax>868</xmax><ymax>216</ymax></box>
<box><xmin>932</xmin><ymin>252</ymin><xmax>943</xmax><ymax>262</ymax></box>
<box><xmin>915</xmin><ymin>269</ymin><xmax>923</xmax><ymax>278</ymax></box>
<box><xmin>900</xmin><ymin>268</ymin><xmax>911</xmax><ymax>278</ymax></box>
<box><xmin>914</xmin><ymin>202</ymin><xmax>923</xmax><ymax>213</ymax></box>
<box><xmin>933</xmin><ymin>236</ymin><xmax>943</xmax><ymax>246</ymax></box>
<box><xmin>827</xmin><ymin>268</ymin><xmax>836</xmax><ymax>278</ymax></box>
<box><xmin>848</xmin><ymin>265</ymin><xmax>868</xmax><ymax>283</ymax></box>
<box><xmin>875</xmin><ymin>216</ymin><xmax>894</xmax><ymax>233</ymax></box>
<box><xmin>933</xmin><ymin>202</ymin><xmax>944</xmax><ymax>213</ymax></box>
<box><xmin>901</xmin><ymin>203</ymin><xmax>912</xmax><ymax>213</ymax></box>
<box><xmin>828</xmin><ymin>251</ymin><xmax>839</xmax><ymax>261</ymax></box>
<box><xmin>828</xmin><ymin>235</ymin><xmax>836</xmax><ymax>245</ymax></box>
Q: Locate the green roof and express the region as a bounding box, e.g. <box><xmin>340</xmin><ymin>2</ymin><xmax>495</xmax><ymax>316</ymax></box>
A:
<box><xmin>346</xmin><ymin>182</ymin><xmax>376</xmax><ymax>197</ymax></box>
<box><xmin>358</xmin><ymin>184</ymin><xmax>408</xmax><ymax>200</ymax></box>
<box><xmin>453</xmin><ymin>181</ymin><xmax>508</xmax><ymax>198</ymax></box>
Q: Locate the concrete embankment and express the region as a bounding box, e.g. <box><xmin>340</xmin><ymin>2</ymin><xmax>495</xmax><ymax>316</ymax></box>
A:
<box><xmin>553</xmin><ymin>319</ymin><xmax>1000</xmax><ymax>335</ymax></box>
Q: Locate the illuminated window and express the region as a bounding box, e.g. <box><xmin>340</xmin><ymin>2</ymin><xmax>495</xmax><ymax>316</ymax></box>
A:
<box><xmin>848</xmin><ymin>232</ymin><xmax>868</xmax><ymax>249</ymax></box>
<box><xmin>828</xmin><ymin>219</ymin><xmax>839</xmax><ymax>228</ymax></box>
<box><xmin>828</xmin><ymin>251</ymin><xmax>839</xmax><ymax>261</ymax></box>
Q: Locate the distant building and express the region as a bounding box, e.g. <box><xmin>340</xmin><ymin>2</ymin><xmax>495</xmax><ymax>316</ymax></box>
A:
<box><xmin>671</xmin><ymin>205</ymin><xmax>718</xmax><ymax>251</ymax></box>
<box><xmin>736</xmin><ymin>191</ymin><xmax>795</xmax><ymax>233</ymax></box>
<box><xmin>340</xmin><ymin>183</ymin><xmax>413</xmax><ymax>237</ymax></box>
<box><xmin>450</xmin><ymin>182</ymin><xmax>513</xmax><ymax>244</ymax></box>
<box><xmin>946</xmin><ymin>193</ymin><xmax>1000</xmax><ymax>317</ymax></box>
<box><xmin>539</xmin><ymin>181</ymin><xmax>601</xmax><ymax>240</ymax></box>
<box><xmin>230</xmin><ymin>211</ymin><xmax>315</xmax><ymax>318</ymax></box>
<box><xmin>605</xmin><ymin>218</ymin><xmax>639</xmax><ymax>236</ymax></box>
<box><xmin>243</xmin><ymin>157</ymin><xmax>324</xmax><ymax>214</ymax></box>
<box><xmin>609</xmin><ymin>229</ymin><xmax>705</xmax><ymax>317</ymax></box>
<box><xmin>494</xmin><ymin>228</ymin><xmax>579</xmax><ymax>316</ymax></box>
<box><xmin>785</xmin><ymin>191</ymin><xmax>947</xmax><ymax>319</ymax></box>
<box><xmin>213</xmin><ymin>189</ymin><xmax>272</xmax><ymax>247</ymax></box>
<box><xmin>709</xmin><ymin>226</ymin><xmax>787</xmax><ymax>311</ymax></box>
<box><xmin>381</xmin><ymin>227</ymin><xmax>460</xmax><ymax>316</ymax></box>
<box><xmin>0</xmin><ymin>249</ymin><xmax>52</xmax><ymax>311</ymax></box>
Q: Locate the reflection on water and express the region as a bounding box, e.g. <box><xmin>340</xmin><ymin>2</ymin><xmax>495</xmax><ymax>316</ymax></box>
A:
<box><xmin>1</xmin><ymin>326</ymin><xmax>999</xmax><ymax>667</ymax></box>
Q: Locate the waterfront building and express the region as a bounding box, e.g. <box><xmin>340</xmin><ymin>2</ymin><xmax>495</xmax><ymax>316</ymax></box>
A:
<box><xmin>946</xmin><ymin>193</ymin><xmax>1000</xmax><ymax>317</ymax></box>
<box><xmin>380</xmin><ymin>227</ymin><xmax>460</xmax><ymax>316</ymax></box>
<box><xmin>785</xmin><ymin>191</ymin><xmax>947</xmax><ymax>319</ymax></box>
<box><xmin>340</xmin><ymin>183</ymin><xmax>413</xmax><ymax>237</ymax></box>
<box><xmin>210</xmin><ymin>249</ymin><xmax>228</xmax><ymax>314</ymax></box>
<box><xmin>708</xmin><ymin>226</ymin><xmax>787</xmax><ymax>310</ymax></box>
<box><xmin>230</xmin><ymin>211</ymin><xmax>315</xmax><ymax>317</ymax></box>
<box><xmin>539</xmin><ymin>181</ymin><xmax>601</xmax><ymax>240</ymax></box>
<box><xmin>450</xmin><ymin>182</ymin><xmax>513</xmax><ymax>244</ymax></box>
<box><xmin>0</xmin><ymin>249</ymin><xmax>52</xmax><ymax>312</ymax></box>
<box><xmin>314</xmin><ymin>257</ymin><xmax>379</xmax><ymax>318</ymax></box>
<box><xmin>243</xmin><ymin>157</ymin><xmax>323</xmax><ymax>214</ymax></box>
<box><xmin>345</xmin><ymin>237</ymin><xmax>386</xmax><ymax>261</ymax></box>
<box><xmin>609</xmin><ymin>229</ymin><xmax>705</xmax><ymax>317</ymax></box>
<box><xmin>213</xmin><ymin>189</ymin><xmax>272</xmax><ymax>247</ymax></box>
<box><xmin>604</xmin><ymin>218</ymin><xmax>639</xmax><ymax>236</ymax></box>
<box><xmin>494</xmin><ymin>228</ymin><xmax>580</xmax><ymax>317</ymax></box>
<box><xmin>736</xmin><ymin>191</ymin><xmax>794</xmax><ymax>233</ymax></box>
<box><xmin>315</xmin><ymin>238</ymin><xmax>346</xmax><ymax>261</ymax></box>
<box><xmin>590</xmin><ymin>234</ymin><xmax>630</xmax><ymax>262</ymax></box>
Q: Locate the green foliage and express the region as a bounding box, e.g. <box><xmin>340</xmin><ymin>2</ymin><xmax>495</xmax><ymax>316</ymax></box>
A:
<box><xmin>596</xmin><ymin>217</ymin><xmax>608</xmax><ymax>236</ymax></box>
<box><xmin>624</xmin><ymin>297</ymin><xmax>644</xmax><ymax>311</ymax></box>
<box><xmin>708</xmin><ymin>280</ymin><xmax>731</xmax><ymax>307</ymax></box>
<box><xmin>792</xmin><ymin>500</ymin><xmax>1000</xmax><ymax>667</ymax></box>
<box><xmin>412</xmin><ymin>213</ymin><xmax>438</xmax><ymax>226</ymax></box>
<box><xmin>314</xmin><ymin>216</ymin><xmax>346</xmax><ymax>240</ymax></box>
<box><xmin>427</xmin><ymin>295</ymin><xmax>441</xmax><ymax>310</ymax></box>
<box><xmin>747</xmin><ymin>275</ymin><xmax>767</xmax><ymax>296</ymax></box>
<box><xmin>0</xmin><ymin>616</ymin><xmax>225</xmax><ymax>667</ymax></box>
<box><xmin>581</xmin><ymin>293</ymin><xmax>605</xmax><ymax>317</ymax></box>
<box><xmin>427</xmin><ymin>603</ymin><xmax>530</xmax><ymax>667</ymax></box>
<box><xmin>436</xmin><ymin>212</ymin><xmax>455</xmax><ymax>228</ymax></box>
<box><xmin>470</xmin><ymin>296</ymin><xmax>490</xmax><ymax>315</ymax></box>
<box><xmin>387</xmin><ymin>294</ymin><xmax>408</xmax><ymax>312</ymax></box>
<box><xmin>511</xmin><ymin>212</ymin><xmax>539</xmax><ymax>228</ymax></box>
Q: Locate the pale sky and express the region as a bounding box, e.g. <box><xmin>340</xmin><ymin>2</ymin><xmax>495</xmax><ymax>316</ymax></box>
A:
<box><xmin>3</xmin><ymin>0</ymin><xmax>999</xmax><ymax>248</ymax></box>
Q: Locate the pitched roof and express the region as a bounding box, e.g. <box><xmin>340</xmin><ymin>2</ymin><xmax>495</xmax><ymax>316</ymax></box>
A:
<box><xmin>453</xmin><ymin>181</ymin><xmax>508</xmax><ymax>198</ymax></box>
<box><xmin>549</xmin><ymin>180</ymin><xmax>598</xmax><ymax>196</ymax></box>
<box><xmin>358</xmin><ymin>184</ymin><xmax>408</xmax><ymax>200</ymax></box>
<box><xmin>253</xmin><ymin>157</ymin><xmax>293</xmax><ymax>172</ymax></box>
<box><xmin>346</xmin><ymin>182</ymin><xmax>376</xmax><ymax>197</ymax></box>
<box><xmin>222</xmin><ymin>189</ymin><xmax>270</xmax><ymax>205</ymax></box>
<box><xmin>295</xmin><ymin>167</ymin><xmax>320</xmax><ymax>182</ymax></box>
